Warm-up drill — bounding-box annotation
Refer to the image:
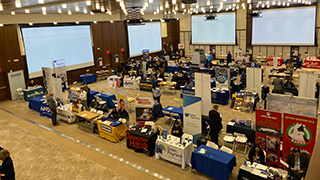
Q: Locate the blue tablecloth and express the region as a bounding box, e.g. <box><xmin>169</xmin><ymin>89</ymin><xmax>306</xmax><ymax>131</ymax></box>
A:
<box><xmin>166</xmin><ymin>66</ymin><xmax>181</xmax><ymax>73</ymax></box>
<box><xmin>79</xmin><ymin>74</ymin><xmax>97</xmax><ymax>84</ymax></box>
<box><xmin>211</xmin><ymin>89</ymin><xmax>229</xmax><ymax>105</ymax></box>
<box><xmin>162</xmin><ymin>106</ymin><xmax>183</xmax><ymax>124</ymax></box>
<box><xmin>40</xmin><ymin>101</ymin><xmax>51</xmax><ymax>118</ymax></box>
<box><xmin>96</xmin><ymin>93</ymin><xmax>116</xmax><ymax>109</ymax></box>
<box><xmin>23</xmin><ymin>87</ymin><xmax>44</xmax><ymax>101</ymax></box>
<box><xmin>139</xmin><ymin>80</ymin><xmax>158</xmax><ymax>92</ymax></box>
<box><xmin>191</xmin><ymin>145</ymin><xmax>236</xmax><ymax>180</ymax></box>
<box><xmin>28</xmin><ymin>96</ymin><xmax>44</xmax><ymax>112</ymax></box>
<box><xmin>90</xmin><ymin>90</ymin><xmax>99</xmax><ymax>102</ymax></box>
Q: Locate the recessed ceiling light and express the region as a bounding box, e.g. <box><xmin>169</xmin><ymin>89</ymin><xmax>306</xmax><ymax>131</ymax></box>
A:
<box><xmin>42</xmin><ymin>11</ymin><xmax>47</xmax><ymax>15</ymax></box>
<box><xmin>181</xmin><ymin>3</ymin><xmax>185</xmax><ymax>8</ymax></box>
<box><xmin>149</xmin><ymin>0</ymin><xmax>153</xmax><ymax>3</ymax></box>
<box><xmin>90</xmin><ymin>11</ymin><xmax>94</xmax><ymax>15</ymax></box>
<box><xmin>83</xmin><ymin>8</ymin><xmax>88</xmax><ymax>14</ymax></box>
<box><xmin>11</xmin><ymin>11</ymin><xmax>15</xmax><ymax>15</ymax></box>
<box><xmin>0</xmin><ymin>3</ymin><xmax>3</xmax><ymax>11</ymax></box>
<box><xmin>58</xmin><ymin>8</ymin><xmax>62</xmax><ymax>13</ymax></box>
<box><xmin>68</xmin><ymin>10</ymin><xmax>72</xmax><ymax>15</ymax></box>
<box><xmin>75</xmin><ymin>5</ymin><xmax>80</xmax><ymax>12</ymax></box>
<box><xmin>0</xmin><ymin>24</ymin><xmax>3</xmax><ymax>27</ymax></box>
<box><xmin>53</xmin><ymin>22</ymin><xmax>57</xmax><ymax>25</ymax></box>
<box><xmin>94</xmin><ymin>21</ymin><xmax>97</xmax><ymax>23</ymax></box>
<box><xmin>110</xmin><ymin>20</ymin><xmax>113</xmax><ymax>23</ymax></box>
<box><xmin>76</xmin><ymin>21</ymin><xmax>79</xmax><ymax>24</ymax></box>
<box><xmin>41</xmin><ymin>7</ymin><xmax>46</xmax><ymax>11</ymax></box>
<box><xmin>150</xmin><ymin>19</ymin><xmax>153</xmax><ymax>21</ymax></box>
<box><xmin>172</xmin><ymin>0</ymin><xmax>176</xmax><ymax>5</ymax></box>
<box><xmin>25</xmin><ymin>9</ymin><xmax>30</xmax><ymax>13</ymax></box>
<box><xmin>38</xmin><ymin>0</ymin><xmax>44</xmax><ymax>4</ymax></box>
<box><xmin>62</xmin><ymin>4</ymin><xmax>67</xmax><ymax>9</ymax></box>
<box><xmin>101</xmin><ymin>6</ymin><xmax>105</xmax><ymax>12</ymax></box>
<box><xmin>86</xmin><ymin>0</ymin><xmax>91</xmax><ymax>6</ymax></box>
<box><xmin>29</xmin><ymin>22</ymin><xmax>33</xmax><ymax>25</ymax></box>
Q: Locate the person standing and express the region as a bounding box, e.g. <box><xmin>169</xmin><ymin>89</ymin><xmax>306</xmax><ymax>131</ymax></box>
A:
<box><xmin>67</xmin><ymin>88</ymin><xmax>76</xmax><ymax>104</ymax></box>
<box><xmin>287</xmin><ymin>147</ymin><xmax>309</xmax><ymax>180</ymax></box>
<box><xmin>79</xmin><ymin>87</ymin><xmax>88</xmax><ymax>110</ymax></box>
<box><xmin>0</xmin><ymin>149</ymin><xmax>15</xmax><ymax>180</ymax></box>
<box><xmin>47</xmin><ymin>92</ymin><xmax>59</xmax><ymax>126</ymax></box>
<box><xmin>227</xmin><ymin>51</ymin><xmax>232</xmax><ymax>66</ymax></box>
<box><xmin>208</xmin><ymin>105</ymin><xmax>223</xmax><ymax>146</ymax></box>
<box><xmin>272</xmin><ymin>77</ymin><xmax>284</xmax><ymax>94</ymax></box>
<box><xmin>83</xmin><ymin>84</ymin><xmax>91</xmax><ymax>108</ymax></box>
<box><xmin>152</xmin><ymin>85</ymin><xmax>162</xmax><ymax>104</ymax></box>
<box><xmin>295</xmin><ymin>54</ymin><xmax>302</xmax><ymax>70</ymax></box>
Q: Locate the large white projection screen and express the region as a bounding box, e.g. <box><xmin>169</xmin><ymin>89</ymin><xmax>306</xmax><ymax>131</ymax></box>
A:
<box><xmin>127</xmin><ymin>22</ymin><xmax>162</xmax><ymax>57</ymax></box>
<box><xmin>252</xmin><ymin>7</ymin><xmax>316</xmax><ymax>45</ymax></box>
<box><xmin>22</xmin><ymin>25</ymin><xmax>95</xmax><ymax>78</ymax></box>
<box><xmin>191</xmin><ymin>13</ymin><xmax>236</xmax><ymax>45</ymax></box>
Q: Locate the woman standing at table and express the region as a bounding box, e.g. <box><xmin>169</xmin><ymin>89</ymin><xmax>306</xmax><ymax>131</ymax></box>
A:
<box><xmin>248</xmin><ymin>144</ymin><xmax>266</xmax><ymax>165</ymax></box>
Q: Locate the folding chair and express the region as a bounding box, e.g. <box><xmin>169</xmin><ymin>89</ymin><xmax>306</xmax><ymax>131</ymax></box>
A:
<box><xmin>16</xmin><ymin>88</ymin><xmax>24</xmax><ymax>100</ymax></box>
<box><xmin>162</xmin><ymin>110</ymin><xmax>173</xmax><ymax>126</ymax></box>
<box><xmin>206</xmin><ymin>141</ymin><xmax>219</xmax><ymax>149</ymax></box>
<box><xmin>221</xmin><ymin>132</ymin><xmax>235</xmax><ymax>150</ymax></box>
<box><xmin>233</xmin><ymin>132</ymin><xmax>248</xmax><ymax>153</ymax></box>
<box><xmin>170</xmin><ymin>112</ymin><xmax>181</xmax><ymax>127</ymax></box>
<box><xmin>221</xmin><ymin>146</ymin><xmax>233</xmax><ymax>154</ymax></box>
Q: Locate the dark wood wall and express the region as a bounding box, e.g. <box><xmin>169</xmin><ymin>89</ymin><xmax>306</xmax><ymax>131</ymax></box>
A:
<box><xmin>0</xmin><ymin>20</ymin><xmax>180</xmax><ymax>100</ymax></box>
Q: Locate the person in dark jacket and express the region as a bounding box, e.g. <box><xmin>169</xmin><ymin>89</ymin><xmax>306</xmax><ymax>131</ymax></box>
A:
<box><xmin>287</xmin><ymin>148</ymin><xmax>309</xmax><ymax>180</ymax></box>
<box><xmin>0</xmin><ymin>149</ymin><xmax>15</xmax><ymax>180</ymax></box>
<box><xmin>171</xmin><ymin>120</ymin><xmax>183</xmax><ymax>137</ymax></box>
<box><xmin>83</xmin><ymin>84</ymin><xmax>91</xmax><ymax>108</ymax></box>
<box><xmin>47</xmin><ymin>92</ymin><xmax>59</xmax><ymax>126</ymax></box>
<box><xmin>248</xmin><ymin>144</ymin><xmax>266</xmax><ymax>165</ymax></box>
<box><xmin>227</xmin><ymin>51</ymin><xmax>232</xmax><ymax>66</ymax></box>
<box><xmin>272</xmin><ymin>77</ymin><xmax>284</xmax><ymax>94</ymax></box>
<box><xmin>208</xmin><ymin>105</ymin><xmax>223</xmax><ymax>145</ymax></box>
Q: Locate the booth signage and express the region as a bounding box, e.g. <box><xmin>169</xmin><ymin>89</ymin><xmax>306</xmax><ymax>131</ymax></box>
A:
<box><xmin>282</xmin><ymin>113</ymin><xmax>317</xmax><ymax>162</ymax></box>
<box><xmin>302</xmin><ymin>59</ymin><xmax>320</xmax><ymax>69</ymax></box>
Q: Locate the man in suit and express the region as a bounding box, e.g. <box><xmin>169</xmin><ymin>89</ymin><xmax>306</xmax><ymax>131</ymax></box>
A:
<box><xmin>287</xmin><ymin>147</ymin><xmax>309</xmax><ymax>180</ymax></box>
<box><xmin>47</xmin><ymin>92</ymin><xmax>59</xmax><ymax>126</ymax></box>
<box><xmin>227</xmin><ymin>51</ymin><xmax>232</xmax><ymax>66</ymax></box>
<box><xmin>208</xmin><ymin>105</ymin><xmax>223</xmax><ymax>146</ymax></box>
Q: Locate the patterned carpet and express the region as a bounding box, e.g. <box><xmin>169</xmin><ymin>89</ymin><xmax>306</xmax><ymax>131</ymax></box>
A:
<box><xmin>0</xmin><ymin>117</ymin><xmax>128</xmax><ymax>180</ymax></box>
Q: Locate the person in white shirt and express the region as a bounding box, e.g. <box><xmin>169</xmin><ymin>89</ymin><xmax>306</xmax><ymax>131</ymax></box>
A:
<box><xmin>152</xmin><ymin>85</ymin><xmax>162</xmax><ymax>104</ymax></box>
<box><xmin>79</xmin><ymin>87</ymin><xmax>88</xmax><ymax>110</ymax></box>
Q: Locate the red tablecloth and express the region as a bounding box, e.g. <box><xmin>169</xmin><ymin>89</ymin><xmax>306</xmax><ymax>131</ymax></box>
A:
<box><xmin>267</xmin><ymin>57</ymin><xmax>283</xmax><ymax>66</ymax></box>
<box><xmin>302</xmin><ymin>59</ymin><xmax>320</xmax><ymax>69</ymax></box>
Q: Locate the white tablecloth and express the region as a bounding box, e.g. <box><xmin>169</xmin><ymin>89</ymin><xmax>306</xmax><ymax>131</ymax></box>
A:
<box><xmin>57</xmin><ymin>106</ymin><xmax>76</xmax><ymax>123</ymax></box>
<box><xmin>124</xmin><ymin>78</ymin><xmax>140</xmax><ymax>89</ymax></box>
<box><xmin>155</xmin><ymin>135</ymin><xmax>193</xmax><ymax>169</ymax></box>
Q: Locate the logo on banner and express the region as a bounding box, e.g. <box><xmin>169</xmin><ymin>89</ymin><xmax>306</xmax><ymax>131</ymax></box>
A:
<box><xmin>136</xmin><ymin>97</ymin><xmax>152</xmax><ymax>105</ymax></box>
<box><xmin>184</xmin><ymin>112</ymin><xmax>199</xmax><ymax>120</ymax></box>
<box><xmin>286</xmin><ymin>123</ymin><xmax>312</xmax><ymax>146</ymax></box>
<box><xmin>101</xmin><ymin>124</ymin><xmax>112</xmax><ymax>133</ymax></box>
<box><xmin>212</xmin><ymin>93</ymin><xmax>217</xmax><ymax>99</ymax></box>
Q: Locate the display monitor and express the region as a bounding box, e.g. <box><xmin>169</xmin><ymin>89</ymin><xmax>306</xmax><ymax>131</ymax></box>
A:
<box><xmin>191</xmin><ymin>13</ymin><xmax>236</xmax><ymax>45</ymax></box>
<box><xmin>21</xmin><ymin>25</ymin><xmax>94</xmax><ymax>78</ymax></box>
<box><xmin>252</xmin><ymin>7</ymin><xmax>316</xmax><ymax>45</ymax></box>
<box><xmin>127</xmin><ymin>22</ymin><xmax>162</xmax><ymax>57</ymax></box>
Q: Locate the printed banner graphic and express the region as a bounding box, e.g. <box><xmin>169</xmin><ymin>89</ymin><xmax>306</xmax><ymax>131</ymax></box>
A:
<box><xmin>282</xmin><ymin>113</ymin><xmax>317</xmax><ymax>162</ymax></box>
<box><xmin>255</xmin><ymin>109</ymin><xmax>282</xmax><ymax>166</ymax></box>
<box><xmin>183</xmin><ymin>95</ymin><xmax>202</xmax><ymax>144</ymax></box>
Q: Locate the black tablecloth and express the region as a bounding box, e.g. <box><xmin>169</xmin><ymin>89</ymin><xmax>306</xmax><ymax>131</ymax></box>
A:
<box><xmin>227</xmin><ymin>124</ymin><xmax>255</xmax><ymax>143</ymax></box>
<box><xmin>126</xmin><ymin>129</ymin><xmax>158</xmax><ymax>156</ymax></box>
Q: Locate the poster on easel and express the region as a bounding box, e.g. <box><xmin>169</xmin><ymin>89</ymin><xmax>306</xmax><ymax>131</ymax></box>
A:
<box><xmin>116</xmin><ymin>88</ymin><xmax>129</xmax><ymax>127</ymax></box>
<box><xmin>282</xmin><ymin>113</ymin><xmax>317</xmax><ymax>163</ymax></box>
<box><xmin>215</xmin><ymin>67</ymin><xmax>229</xmax><ymax>90</ymax></box>
<box><xmin>183</xmin><ymin>95</ymin><xmax>202</xmax><ymax>144</ymax></box>
<box><xmin>255</xmin><ymin>109</ymin><xmax>282</xmax><ymax>167</ymax></box>
<box><xmin>135</xmin><ymin>96</ymin><xmax>154</xmax><ymax>127</ymax></box>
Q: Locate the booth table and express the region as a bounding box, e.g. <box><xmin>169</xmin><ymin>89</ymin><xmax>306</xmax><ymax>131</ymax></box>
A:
<box><xmin>155</xmin><ymin>136</ymin><xmax>193</xmax><ymax>169</ymax></box>
<box><xmin>97</xmin><ymin>119</ymin><xmax>127</xmax><ymax>143</ymax></box>
<box><xmin>40</xmin><ymin>101</ymin><xmax>51</xmax><ymax>118</ymax></box>
<box><xmin>238</xmin><ymin>164</ymin><xmax>288</xmax><ymax>180</ymax></box>
<box><xmin>211</xmin><ymin>89</ymin><xmax>229</xmax><ymax>105</ymax></box>
<box><xmin>57</xmin><ymin>105</ymin><xmax>76</xmax><ymax>123</ymax></box>
<box><xmin>267</xmin><ymin>58</ymin><xmax>283</xmax><ymax>67</ymax></box>
<box><xmin>139</xmin><ymin>80</ymin><xmax>158</xmax><ymax>92</ymax></box>
<box><xmin>23</xmin><ymin>86</ymin><xmax>44</xmax><ymax>101</ymax></box>
<box><xmin>227</xmin><ymin>122</ymin><xmax>255</xmax><ymax>143</ymax></box>
<box><xmin>79</xmin><ymin>74</ymin><xmax>97</xmax><ymax>84</ymax></box>
<box><xmin>124</xmin><ymin>78</ymin><xmax>140</xmax><ymax>89</ymax></box>
<box><xmin>89</xmin><ymin>90</ymin><xmax>99</xmax><ymax>102</ymax></box>
<box><xmin>76</xmin><ymin>110</ymin><xmax>101</xmax><ymax>132</ymax></box>
<box><xmin>166</xmin><ymin>66</ymin><xmax>181</xmax><ymax>73</ymax></box>
<box><xmin>96</xmin><ymin>93</ymin><xmax>116</xmax><ymax>109</ymax></box>
<box><xmin>191</xmin><ymin>145</ymin><xmax>236</xmax><ymax>180</ymax></box>
<box><xmin>302</xmin><ymin>59</ymin><xmax>320</xmax><ymax>69</ymax></box>
<box><xmin>126</xmin><ymin>128</ymin><xmax>158</xmax><ymax>156</ymax></box>
<box><xmin>162</xmin><ymin>106</ymin><xmax>184</xmax><ymax>124</ymax></box>
<box><xmin>28</xmin><ymin>96</ymin><xmax>44</xmax><ymax>112</ymax></box>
